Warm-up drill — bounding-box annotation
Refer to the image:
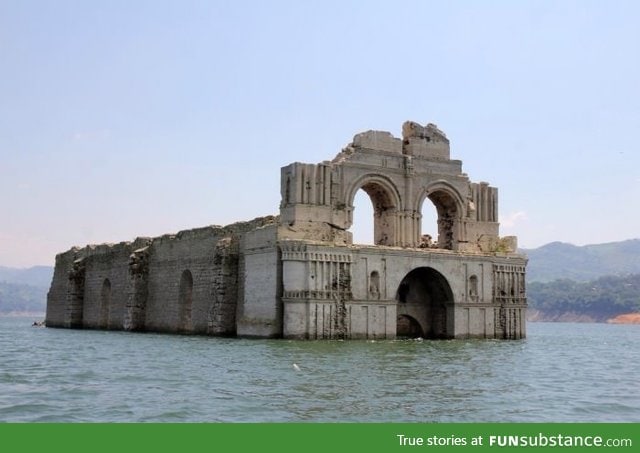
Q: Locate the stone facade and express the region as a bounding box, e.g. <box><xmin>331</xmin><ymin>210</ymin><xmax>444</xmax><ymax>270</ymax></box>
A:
<box><xmin>46</xmin><ymin>121</ymin><xmax>527</xmax><ymax>339</ymax></box>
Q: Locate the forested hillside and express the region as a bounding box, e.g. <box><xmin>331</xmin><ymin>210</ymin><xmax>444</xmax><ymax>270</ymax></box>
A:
<box><xmin>527</xmin><ymin>274</ymin><xmax>640</xmax><ymax>322</ymax></box>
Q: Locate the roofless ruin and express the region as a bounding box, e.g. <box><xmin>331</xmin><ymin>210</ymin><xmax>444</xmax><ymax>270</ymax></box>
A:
<box><xmin>46</xmin><ymin>121</ymin><xmax>527</xmax><ymax>339</ymax></box>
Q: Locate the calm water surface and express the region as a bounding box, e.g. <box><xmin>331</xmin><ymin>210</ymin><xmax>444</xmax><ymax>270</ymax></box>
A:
<box><xmin>1</xmin><ymin>317</ymin><xmax>638</xmax><ymax>422</ymax></box>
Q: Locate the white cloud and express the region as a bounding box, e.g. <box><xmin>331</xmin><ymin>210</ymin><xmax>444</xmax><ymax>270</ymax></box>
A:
<box><xmin>500</xmin><ymin>210</ymin><xmax>528</xmax><ymax>229</ymax></box>
<box><xmin>71</xmin><ymin>129</ymin><xmax>111</xmax><ymax>142</ymax></box>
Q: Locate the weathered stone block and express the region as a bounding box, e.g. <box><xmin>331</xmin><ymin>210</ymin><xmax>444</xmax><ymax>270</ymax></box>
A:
<box><xmin>352</xmin><ymin>130</ymin><xmax>403</xmax><ymax>154</ymax></box>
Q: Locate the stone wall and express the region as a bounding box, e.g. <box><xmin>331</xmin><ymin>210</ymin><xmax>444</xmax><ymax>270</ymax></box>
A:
<box><xmin>46</xmin><ymin>121</ymin><xmax>527</xmax><ymax>340</ymax></box>
<box><xmin>236</xmin><ymin>224</ymin><xmax>281</xmax><ymax>337</ymax></box>
<box><xmin>281</xmin><ymin>242</ymin><xmax>526</xmax><ymax>340</ymax></box>
<box><xmin>46</xmin><ymin>216</ymin><xmax>278</xmax><ymax>335</ymax></box>
<box><xmin>46</xmin><ymin>250</ymin><xmax>79</xmax><ymax>328</ymax></box>
<box><xmin>79</xmin><ymin>242</ymin><xmax>136</xmax><ymax>330</ymax></box>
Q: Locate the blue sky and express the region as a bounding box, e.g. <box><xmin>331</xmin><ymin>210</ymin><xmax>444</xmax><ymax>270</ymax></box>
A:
<box><xmin>1</xmin><ymin>0</ymin><xmax>639</xmax><ymax>267</ymax></box>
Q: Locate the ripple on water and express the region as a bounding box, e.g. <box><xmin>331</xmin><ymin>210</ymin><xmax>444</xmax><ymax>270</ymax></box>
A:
<box><xmin>1</xmin><ymin>319</ymin><xmax>639</xmax><ymax>422</ymax></box>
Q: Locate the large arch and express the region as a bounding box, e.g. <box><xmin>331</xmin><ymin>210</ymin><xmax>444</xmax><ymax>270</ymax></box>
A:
<box><xmin>345</xmin><ymin>174</ymin><xmax>402</xmax><ymax>246</ymax></box>
<box><xmin>416</xmin><ymin>181</ymin><xmax>466</xmax><ymax>250</ymax></box>
<box><xmin>395</xmin><ymin>267</ymin><xmax>454</xmax><ymax>338</ymax></box>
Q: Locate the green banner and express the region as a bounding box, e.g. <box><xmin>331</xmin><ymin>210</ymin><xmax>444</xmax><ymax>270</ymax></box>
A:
<box><xmin>1</xmin><ymin>423</ymin><xmax>637</xmax><ymax>453</ymax></box>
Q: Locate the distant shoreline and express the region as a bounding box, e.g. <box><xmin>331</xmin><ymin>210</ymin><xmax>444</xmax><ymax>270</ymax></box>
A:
<box><xmin>0</xmin><ymin>312</ymin><xmax>45</xmax><ymax>318</ymax></box>
<box><xmin>607</xmin><ymin>313</ymin><xmax>640</xmax><ymax>325</ymax></box>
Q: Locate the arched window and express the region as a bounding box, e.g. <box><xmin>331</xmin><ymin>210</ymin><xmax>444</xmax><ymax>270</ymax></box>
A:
<box><xmin>284</xmin><ymin>176</ymin><xmax>291</xmax><ymax>205</ymax></box>
<box><xmin>179</xmin><ymin>270</ymin><xmax>193</xmax><ymax>332</ymax></box>
<box><xmin>99</xmin><ymin>278</ymin><xmax>111</xmax><ymax>329</ymax></box>
<box><xmin>369</xmin><ymin>270</ymin><xmax>380</xmax><ymax>299</ymax></box>
<box><xmin>469</xmin><ymin>275</ymin><xmax>479</xmax><ymax>302</ymax></box>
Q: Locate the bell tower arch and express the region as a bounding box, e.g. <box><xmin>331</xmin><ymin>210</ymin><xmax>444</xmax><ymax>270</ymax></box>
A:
<box><xmin>345</xmin><ymin>174</ymin><xmax>402</xmax><ymax>246</ymax></box>
<box><xmin>417</xmin><ymin>181</ymin><xmax>466</xmax><ymax>250</ymax></box>
<box><xmin>278</xmin><ymin>121</ymin><xmax>508</xmax><ymax>255</ymax></box>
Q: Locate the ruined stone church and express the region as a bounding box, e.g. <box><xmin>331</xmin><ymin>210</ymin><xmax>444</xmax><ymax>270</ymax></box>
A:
<box><xmin>46</xmin><ymin>121</ymin><xmax>527</xmax><ymax>339</ymax></box>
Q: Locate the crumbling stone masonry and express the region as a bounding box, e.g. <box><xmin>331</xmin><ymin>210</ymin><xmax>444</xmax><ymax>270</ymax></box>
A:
<box><xmin>46</xmin><ymin>121</ymin><xmax>527</xmax><ymax>339</ymax></box>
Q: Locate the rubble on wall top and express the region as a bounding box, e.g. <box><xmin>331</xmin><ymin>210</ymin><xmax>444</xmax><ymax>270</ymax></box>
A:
<box><xmin>58</xmin><ymin>216</ymin><xmax>279</xmax><ymax>259</ymax></box>
<box><xmin>152</xmin><ymin>215</ymin><xmax>279</xmax><ymax>242</ymax></box>
<box><xmin>351</xmin><ymin>130</ymin><xmax>403</xmax><ymax>154</ymax></box>
<box><xmin>401</xmin><ymin>121</ymin><xmax>448</xmax><ymax>142</ymax></box>
<box><xmin>333</xmin><ymin>120</ymin><xmax>452</xmax><ymax>163</ymax></box>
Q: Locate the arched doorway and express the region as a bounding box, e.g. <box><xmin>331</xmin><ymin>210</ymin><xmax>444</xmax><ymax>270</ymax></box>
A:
<box><xmin>396</xmin><ymin>267</ymin><xmax>453</xmax><ymax>338</ymax></box>
<box><xmin>396</xmin><ymin>314</ymin><xmax>423</xmax><ymax>338</ymax></box>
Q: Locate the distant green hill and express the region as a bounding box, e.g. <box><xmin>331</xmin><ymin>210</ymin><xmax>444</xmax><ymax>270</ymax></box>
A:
<box><xmin>0</xmin><ymin>282</ymin><xmax>47</xmax><ymax>314</ymax></box>
<box><xmin>0</xmin><ymin>265</ymin><xmax>53</xmax><ymax>315</ymax></box>
<box><xmin>527</xmin><ymin>273</ymin><xmax>640</xmax><ymax>322</ymax></box>
<box><xmin>0</xmin><ymin>265</ymin><xmax>54</xmax><ymax>287</ymax></box>
<box><xmin>522</xmin><ymin>239</ymin><xmax>640</xmax><ymax>282</ymax></box>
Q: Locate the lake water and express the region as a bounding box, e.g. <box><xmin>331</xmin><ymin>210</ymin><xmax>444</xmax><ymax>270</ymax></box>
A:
<box><xmin>1</xmin><ymin>317</ymin><xmax>638</xmax><ymax>422</ymax></box>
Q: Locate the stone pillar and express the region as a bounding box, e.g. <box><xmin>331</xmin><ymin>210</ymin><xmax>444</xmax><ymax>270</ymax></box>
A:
<box><xmin>208</xmin><ymin>237</ymin><xmax>239</xmax><ymax>336</ymax></box>
<box><xmin>124</xmin><ymin>247</ymin><xmax>149</xmax><ymax>331</ymax></box>
<box><xmin>65</xmin><ymin>257</ymin><xmax>86</xmax><ymax>328</ymax></box>
<box><xmin>403</xmin><ymin>154</ymin><xmax>414</xmax><ymax>247</ymax></box>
